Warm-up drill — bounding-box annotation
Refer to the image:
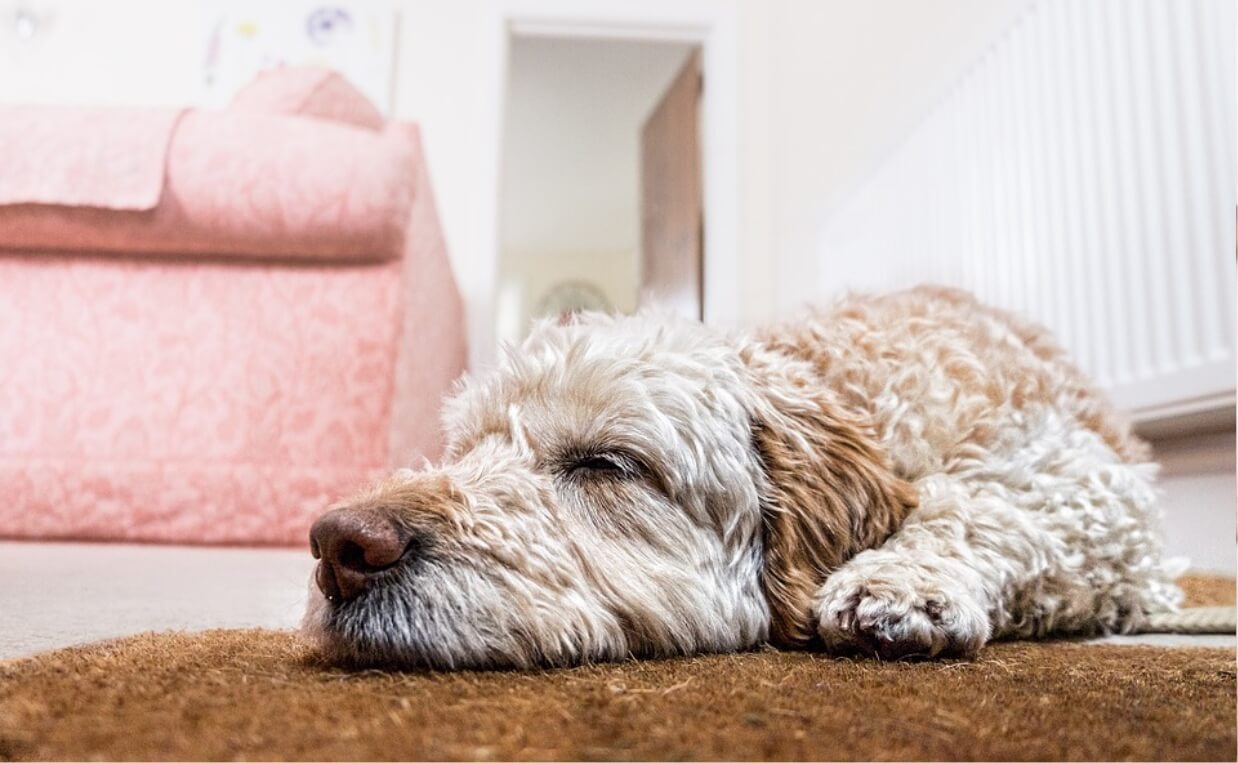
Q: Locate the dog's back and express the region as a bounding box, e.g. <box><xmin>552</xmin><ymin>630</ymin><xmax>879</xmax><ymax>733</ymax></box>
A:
<box><xmin>758</xmin><ymin>285</ymin><xmax>1149</xmax><ymax>480</ymax></box>
<box><xmin>759</xmin><ymin>285</ymin><xmax>1179</xmax><ymax>644</ymax></box>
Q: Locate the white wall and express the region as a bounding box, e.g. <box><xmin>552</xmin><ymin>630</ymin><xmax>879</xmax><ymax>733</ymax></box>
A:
<box><xmin>385</xmin><ymin>0</ymin><xmax>492</xmax><ymax>369</ymax></box>
<box><xmin>741</xmin><ymin>0</ymin><xmax>1030</xmax><ymax>321</ymax></box>
<box><xmin>0</xmin><ymin>1</ymin><xmax>204</xmax><ymax>106</ymax></box>
<box><xmin>1150</xmin><ymin>430</ymin><xmax>1237</xmax><ymax>574</ymax></box>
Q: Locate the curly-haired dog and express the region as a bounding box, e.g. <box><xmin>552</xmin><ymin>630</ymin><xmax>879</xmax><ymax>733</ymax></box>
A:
<box><xmin>302</xmin><ymin>285</ymin><xmax>1182</xmax><ymax>668</ymax></box>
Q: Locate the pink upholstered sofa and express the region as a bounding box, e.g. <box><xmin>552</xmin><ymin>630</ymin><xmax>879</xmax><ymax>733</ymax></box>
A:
<box><xmin>0</xmin><ymin>69</ymin><xmax>466</xmax><ymax>546</ymax></box>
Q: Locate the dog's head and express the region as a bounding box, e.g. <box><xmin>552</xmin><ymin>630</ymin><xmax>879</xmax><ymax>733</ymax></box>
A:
<box><xmin>302</xmin><ymin>312</ymin><xmax>914</xmax><ymax>669</ymax></box>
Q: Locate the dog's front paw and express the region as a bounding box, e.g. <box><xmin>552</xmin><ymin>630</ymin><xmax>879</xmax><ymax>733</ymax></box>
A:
<box><xmin>814</xmin><ymin>561</ymin><xmax>990</xmax><ymax>659</ymax></box>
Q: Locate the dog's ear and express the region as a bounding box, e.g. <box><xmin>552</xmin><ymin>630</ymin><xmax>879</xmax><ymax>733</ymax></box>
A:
<box><xmin>743</xmin><ymin>346</ymin><xmax>918</xmax><ymax>647</ymax></box>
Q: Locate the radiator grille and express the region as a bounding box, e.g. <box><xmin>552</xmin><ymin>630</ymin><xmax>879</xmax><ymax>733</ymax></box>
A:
<box><xmin>817</xmin><ymin>0</ymin><xmax>1236</xmax><ymax>419</ymax></box>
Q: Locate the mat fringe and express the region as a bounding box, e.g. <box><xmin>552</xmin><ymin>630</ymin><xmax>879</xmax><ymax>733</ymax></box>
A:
<box><xmin>1140</xmin><ymin>606</ymin><xmax>1237</xmax><ymax>634</ymax></box>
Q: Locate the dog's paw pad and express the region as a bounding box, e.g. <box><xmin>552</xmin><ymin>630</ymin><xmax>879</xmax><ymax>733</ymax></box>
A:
<box><xmin>814</xmin><ymin>573</ymin><xmax>988</xmax><ymax>659</ymax></box>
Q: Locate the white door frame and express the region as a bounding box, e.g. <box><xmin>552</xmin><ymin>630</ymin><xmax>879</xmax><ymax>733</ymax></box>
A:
<box><xmin>469</xmin><ymin>0</ymin><xmax>740</xmax><ymax>370</ymax></box>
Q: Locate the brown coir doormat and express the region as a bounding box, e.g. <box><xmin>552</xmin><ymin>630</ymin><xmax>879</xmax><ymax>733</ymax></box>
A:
<box><xmin>1</xmin><ymin>577</ymin><xmax>1233</xmax><ymax>762</ymax></box>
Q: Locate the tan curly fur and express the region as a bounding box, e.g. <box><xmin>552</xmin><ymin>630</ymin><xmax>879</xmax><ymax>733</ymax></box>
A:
<box><xmin>302</xmin><ymin>285</ymin><xmax>1182</xmax><ymax>669</ymax></box>
<box><xmin>745</xmin><ymin>345</ymin><xmax>918</xmax><ymax>646</ymax></box>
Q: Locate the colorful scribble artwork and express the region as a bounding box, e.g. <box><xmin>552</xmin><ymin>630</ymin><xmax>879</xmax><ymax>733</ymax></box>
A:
<box><xmin>201</xmin><ymin>2</ymin><xmax>396</xmax><ymax>113</ymax></box>
<box><xmin>305</xmin><ymin>7</ymin><xmax>353</xmax><ymax>46</ymax></box>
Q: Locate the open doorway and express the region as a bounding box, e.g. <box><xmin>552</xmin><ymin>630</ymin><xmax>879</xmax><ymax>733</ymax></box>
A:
<box><xmin>495</xmin><ymin>36</ymin><xmax>703</xmax><ymax>344</ymax></box>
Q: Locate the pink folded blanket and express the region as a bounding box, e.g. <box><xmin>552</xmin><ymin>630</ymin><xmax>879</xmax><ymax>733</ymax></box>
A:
<box><xmin>0</xmin><ymin>108</ymin><xmax>415</xmax><ymax>262</ymax></box>
<box><xmin>0</xmin><ymin>105</ymin><xmax>183</xmax><ymax>210</ymax></box>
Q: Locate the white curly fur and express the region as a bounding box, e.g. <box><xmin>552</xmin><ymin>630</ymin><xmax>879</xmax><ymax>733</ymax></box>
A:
<box><xmin>302</xmin><ymin>286</ymin><xmax>1183</xmax><ymax>668</ymax></box>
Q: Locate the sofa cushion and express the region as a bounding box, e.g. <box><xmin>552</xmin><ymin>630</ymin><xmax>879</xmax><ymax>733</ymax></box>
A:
<box><xmin>0</xmin><ymin>105</ymin><xmax>183</xmax><ymax>210</ymax></box>
<box><xmin>0</xmin><ymin>109</ymin><xmax>414</xmax><ymax>262</ymax></box>
<box><xmin>0</xmin><ymin>120</ymin><xmax>466</xmax><ymax>547</ymax></box>
<box><xmin>231</xmin><ymin>66</ymin><xmax>385</xmax><ymax>131</ymax></box>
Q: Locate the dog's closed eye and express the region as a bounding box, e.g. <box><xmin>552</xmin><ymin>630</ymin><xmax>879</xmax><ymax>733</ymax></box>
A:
<box><xmin>571</xmin><ymin>455</ymin><xmax>625</xmax><ymax>474</ymax></box>
<box><xmin>562</xmin><ymin>451</ymin><xmax>642</xmax><ymax>480</ymax></box>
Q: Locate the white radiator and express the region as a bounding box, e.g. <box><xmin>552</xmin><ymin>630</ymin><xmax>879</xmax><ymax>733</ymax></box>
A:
<box><xmin>817</xmin><ymin>0</ymin><xmax>1236</xmax><ymax>421</ymax></box>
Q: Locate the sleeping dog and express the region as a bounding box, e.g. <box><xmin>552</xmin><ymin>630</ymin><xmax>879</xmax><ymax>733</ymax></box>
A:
<box><xmin>303</xmin><ymin>286</ymin><xmax>1181</xmax><ymax>668</ymax></box>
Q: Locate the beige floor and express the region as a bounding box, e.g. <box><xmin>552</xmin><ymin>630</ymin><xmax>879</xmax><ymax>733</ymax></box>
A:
<box><xmin>0</xmin><ymin>541</ymin><xmax>1232</xmax><ymax>661</ymax></box>
<box><xmin>1</xmin><ymin>541</ymin><xmax>312</xmax><ymax>660</ymax></box>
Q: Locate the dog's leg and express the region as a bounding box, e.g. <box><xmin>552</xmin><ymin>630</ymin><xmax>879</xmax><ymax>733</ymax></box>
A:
<box><xmin>811</xmin><ymin>474</ymin><xmax>1005</xmax><ymax>659</ymax></box>
<box><xmin>813</xmin><ymin>438</ymin><xmax>1181</xmax><ymax>659</ymax></box>
<box><xmin>812</xmin><ymin>469</ymin><xmax>1075</xmax><ymax>659</ymax></box>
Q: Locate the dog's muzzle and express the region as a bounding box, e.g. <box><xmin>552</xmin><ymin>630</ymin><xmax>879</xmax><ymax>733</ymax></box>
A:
<box><xmin>309</xmin><ymin>505</ymin><xmax>420</xmax><ymax>602</ymax></box>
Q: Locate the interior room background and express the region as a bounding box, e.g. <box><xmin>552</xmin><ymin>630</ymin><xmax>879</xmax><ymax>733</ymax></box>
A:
<box><xmin>1</xmin><ymin>0</ymin><xmax>1233</xmax><ymax>573</ymax></box>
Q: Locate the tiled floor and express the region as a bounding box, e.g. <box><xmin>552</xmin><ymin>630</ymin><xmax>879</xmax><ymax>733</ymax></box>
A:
<box><xmin>1</xmin><ymin>541</ymin><xmax>1232</xmax><ymax>661</ymax></box>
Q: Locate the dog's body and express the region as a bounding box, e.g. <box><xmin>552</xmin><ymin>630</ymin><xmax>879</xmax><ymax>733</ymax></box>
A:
<box><xmin>304</xmin><ymin>286</ymin><xmax>1181</xmax><ymax>668</ymax></box>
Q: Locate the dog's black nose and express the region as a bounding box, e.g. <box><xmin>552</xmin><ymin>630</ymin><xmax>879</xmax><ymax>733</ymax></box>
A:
<box><xmin>309</xmin><ymin>507</ymin><xmax>414</xmax><ymax>602</ymax></box>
